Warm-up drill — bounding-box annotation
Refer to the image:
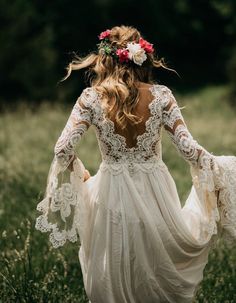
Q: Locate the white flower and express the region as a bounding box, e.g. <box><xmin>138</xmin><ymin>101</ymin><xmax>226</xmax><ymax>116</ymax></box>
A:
<box><xmin>126</xmin><ymin>42</ymin><xmax>147</xmax><ymax>66</ymax></box>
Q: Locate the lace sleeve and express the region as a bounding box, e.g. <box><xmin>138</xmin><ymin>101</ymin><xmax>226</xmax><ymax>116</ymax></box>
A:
<box><xmin>35</xmin><ymin>88</ymin><xmax>94</xmax><ymax>248</ymax></box>
<box><xmin>161</xmin><ymin>85</ymin><xmax>236</xmax><ymax>246</ymax></box>
<box><xmin>161</xmin><ymin>87</ymin><xmax>213</xmax><ymax>169</ymax></box>
<box><xmin>161</xmin><ymin>86</ymin><xmax>219</xmax><ymax>243</ymax></box>
<box><xmin>54</xmin><ymin>89</ymin><xmax>93</xmax><ymax>171</ymax></box>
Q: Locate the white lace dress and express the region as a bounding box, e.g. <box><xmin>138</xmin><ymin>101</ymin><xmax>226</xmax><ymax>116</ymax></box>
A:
<box><xmin>35</xmin><ymin>84</ymin><xmax>236</xmax><ymax>303</ymax></box>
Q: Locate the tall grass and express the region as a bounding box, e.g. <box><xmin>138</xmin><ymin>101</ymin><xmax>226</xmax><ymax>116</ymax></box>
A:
<box><xmin>0</xmin><ymin>85</ymin><xmax>235</xmax><ymax>302</ymax></box>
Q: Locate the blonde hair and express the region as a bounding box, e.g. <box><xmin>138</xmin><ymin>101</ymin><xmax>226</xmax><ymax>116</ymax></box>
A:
<box><xmin>59</xmin><ymin>25</ymin><xmax>178</xmax><ymax>130</ymax></box>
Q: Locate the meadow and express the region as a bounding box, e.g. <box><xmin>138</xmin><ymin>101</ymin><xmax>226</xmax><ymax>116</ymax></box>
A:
<box><xmin>0</xmin><ymin>85</ymin><xmax>236</xmax><ymax>302</ymax></box>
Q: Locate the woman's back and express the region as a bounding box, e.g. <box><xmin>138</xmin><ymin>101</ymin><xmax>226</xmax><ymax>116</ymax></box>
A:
<box><xmin>107</xmin><ymin>82</ymin><xmax>156</xmax><ymax>148</ymax></box>
<box><xmin>35</xmin><ymin>25</ymin><xmax>236</xmax><ymax>303</ymax></box>
<box><xmin>80</xmin><ymin>82</ymin><xmax>166</xmax><ymax>166</ymax></box>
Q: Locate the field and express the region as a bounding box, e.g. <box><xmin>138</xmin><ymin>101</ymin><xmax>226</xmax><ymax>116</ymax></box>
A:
<box><xmin>0</xmin><ymin>85</ymin><xmax>236</xmax><ymax>302</ymax></box>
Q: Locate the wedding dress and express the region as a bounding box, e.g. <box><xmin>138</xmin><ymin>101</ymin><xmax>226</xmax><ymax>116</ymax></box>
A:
<box><xmin>35</xmin><ymin>84</ymin><xmax>236</xmax><ymax>303</ymax></box>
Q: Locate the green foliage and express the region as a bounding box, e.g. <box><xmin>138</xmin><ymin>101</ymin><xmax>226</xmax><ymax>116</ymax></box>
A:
<box><xmin>226</xmin><ymin>45</ymin><xmax>236</xmax><ymax>106</ymax></box>
<box><xmin>210</xmin><ymin>0</ymin><xmax>236</xmax><ymax>106</ymax></box>
<box><xmin>0</xmin><ymin>0</ymin><xmax>58</xmax><ymax>102</ymax></box>
<box><xmin>1</xmin><ymin>0</ymin><xmax>236</xmax><ymax>103</ymax></box>
<box><xmin>0</xmin><ymin>220</ymin><xmax>89</xmax><ymax>303</ymax></box>
<box><xmin>0</xmin><ymin>85</ymin><xmax>236</xmax><ymax>302</ymax></box>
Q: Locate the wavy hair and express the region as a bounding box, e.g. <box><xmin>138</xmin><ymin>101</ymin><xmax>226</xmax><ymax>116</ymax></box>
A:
<box><xmin>59</xmin><ymin>25</ymin><xmax>178</xmax><ymax>130</ymax></box>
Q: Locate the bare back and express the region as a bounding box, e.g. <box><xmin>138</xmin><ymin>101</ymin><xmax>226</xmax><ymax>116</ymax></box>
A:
<box><xmin>107</xmin><ymin>82</ymin><xmax>156</xmax><ymax>149</ymax></box>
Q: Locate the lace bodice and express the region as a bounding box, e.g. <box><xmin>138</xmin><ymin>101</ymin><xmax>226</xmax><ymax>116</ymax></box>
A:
<box><xmin>54</xmin><ymin>84</ymin><xmax>215</xmax><ymax>174</ymax></box>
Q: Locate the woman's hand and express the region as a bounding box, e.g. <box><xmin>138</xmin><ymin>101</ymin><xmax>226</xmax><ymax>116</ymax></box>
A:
<box><xmin>66</xmin><ymin>155</ymin><xmax>90</xmax><ymax>181</ymax></box>
<box><xmin>67</xmin><ymin>157</ymin><xmax>91</xmax><ymax>182</ymax></box>
<box><xmin>67</xmin><ymin>155</ymin><xmax>76</xmax><ymax>172</ymax></box>
<box><xmin>83</xmin><ymin>169</ymin><xmax>91</xmax><ymax>182</ymax></box>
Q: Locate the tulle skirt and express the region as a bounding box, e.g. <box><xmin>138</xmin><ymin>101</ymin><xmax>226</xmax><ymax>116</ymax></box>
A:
<box><xmin>78</xmin><ymin>156</ymin><xmax>236</xmax><ymax>303</ymax></box>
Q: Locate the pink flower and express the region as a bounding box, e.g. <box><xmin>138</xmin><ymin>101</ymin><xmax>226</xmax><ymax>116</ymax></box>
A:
<box><xmin>139</xmin><ymin>37</ymin><xmax>154</xmax><ymax>54</ymax></box>
<box><xmin>99</xmin><ymin>29</ymin><xmax>111</xmax><ymax>40</ymax></box>
<box><xmin>116</xmin><ymin>49</ymin><xmax>130</xmax><ymax>63</ymax></box>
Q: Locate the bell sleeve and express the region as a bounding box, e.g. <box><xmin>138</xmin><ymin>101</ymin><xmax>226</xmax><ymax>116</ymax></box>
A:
<box><xmin>35</xmin><ymin>88</ymin><xmax>93</xmax><ymax>248</ymax></box>
<box><xmin>161</xmin><ymin>86</ymin><xmax>236</xmax><ymax>246</ymax></box>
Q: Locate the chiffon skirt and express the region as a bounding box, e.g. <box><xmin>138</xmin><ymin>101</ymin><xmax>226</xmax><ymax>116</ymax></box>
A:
<box><xmin>78</xmin><ymin>156</ymin><xmax>235</xmax><ymax>303</ymax></box>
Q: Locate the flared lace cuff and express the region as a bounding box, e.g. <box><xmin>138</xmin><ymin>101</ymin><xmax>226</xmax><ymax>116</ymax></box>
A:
<box><xmin>190</xmin><ymin>154</ymin><xmax>236</xmax><ymax>246</ymax></box>
<box><xmin>212</xmin><ymin>155</ymin><xmax>236</xmax><ymax>244</ymax></box>
<box><xmin>35</xmin><ymin>156</ymin><xmax>87</xmax><ymax>248</ymax></box>
<box><xmin>189</xmin><ymin>153</ymin><xmax>220</xmax><ymax>244</ymax></box>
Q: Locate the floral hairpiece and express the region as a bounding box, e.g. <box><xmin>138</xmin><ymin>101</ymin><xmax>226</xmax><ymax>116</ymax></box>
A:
<box><xmin>97</xmin><ymin>29</ymin><xmax>154</xmax><ymax>66</ymax></box>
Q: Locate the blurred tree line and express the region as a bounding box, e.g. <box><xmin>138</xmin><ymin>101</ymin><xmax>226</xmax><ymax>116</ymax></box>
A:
<box><xmin>0</xmin><ymin>0</ymin><xmax>235</xmax><ymax>106</ymax></box>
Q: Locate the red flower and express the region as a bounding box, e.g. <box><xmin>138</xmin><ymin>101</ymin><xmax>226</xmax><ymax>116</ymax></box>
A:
<box><xmin>139</xmin><ymin>37</ymin><xmax>154</xmax><ymax>53</ymax></box>
<box><xmin>99</xmin><ymin>29</ymin><xmax>111</xmax><ymax>40</ymax></box>
<box><xmin>116</xmin><ymin>49</ymin><xmax>130</xmax><ymax>63</ymax></box>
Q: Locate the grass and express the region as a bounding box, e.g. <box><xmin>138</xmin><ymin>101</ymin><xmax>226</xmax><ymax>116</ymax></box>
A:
<box><xmin>0</xmin><ymin>84</ymin><xmax>236</xmax><ymax>302</ymax></box>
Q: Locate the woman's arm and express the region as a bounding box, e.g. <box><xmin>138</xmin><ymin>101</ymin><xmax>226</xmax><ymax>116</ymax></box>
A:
<box><xmin>161</xmin><ymin>87</ymin><xmax>236</xmax><ymax>245</ymax></box>
<box><xmin>161</xmin><ymin>86</ymin><xmax>223</xmax><ymax>243</ymax></box>
<box><xmin>35</xmin><ymin>88</ymin><xmax>95</xmax><ymax>248</ymax></box>
<box><xmin>54</xmin><ymin>89</ymin><xmax>93</xmax><ymax>172</ymax></box>
<box><xmin>161</xmin><ymin>86</ymin><xmax>214</xmax><ymax>170</ymax></box>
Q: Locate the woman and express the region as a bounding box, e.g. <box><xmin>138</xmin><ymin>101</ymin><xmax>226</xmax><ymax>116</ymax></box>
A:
<box><xmin>35</xmin><ymin>25</ymin><xmax>236</xmax><ymax>303</ymax></box>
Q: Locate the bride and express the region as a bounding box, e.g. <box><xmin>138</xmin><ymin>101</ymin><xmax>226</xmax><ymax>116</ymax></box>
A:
<box><xmin>35</xmin><ymin>25</ymin><xmax>236</xmax><ymax>302</ymax></box>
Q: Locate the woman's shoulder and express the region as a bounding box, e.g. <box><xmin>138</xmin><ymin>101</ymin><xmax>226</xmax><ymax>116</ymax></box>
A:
<box><xmin>144</xmin><ymin>82</ymin><xmax>172</xmax><ymax>98</ymax></box>
<box><xmin>150</xmin><ymin>82</ymin><xmax>172</xmax><ymax>93</ymax></box>
<box><xmin>80</xmin><ymin>82</ymin><xmax>173</xmax><ymax>104</ymax></box>
<box><xmin>145</xmin><ymin>83</ymin><xmax>175</xmax><ymax>110</ymax></box>
<box><xmin>79</xmin><ymin>86</ymin><xmax>100</xmax><ymax>107</ymax></box>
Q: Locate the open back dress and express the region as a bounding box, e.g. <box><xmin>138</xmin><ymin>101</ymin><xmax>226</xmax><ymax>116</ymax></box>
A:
<box><xmin>35</xmin><ymin>83</ymin><xmax>236</xmax><ymax>303</ymax></box>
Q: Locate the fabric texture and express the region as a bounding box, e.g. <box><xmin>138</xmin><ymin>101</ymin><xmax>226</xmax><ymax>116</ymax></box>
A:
<box><xmin>35</xmin><ymin>84</ymin><xmax>236</xmax><ymax>303</ymax></box>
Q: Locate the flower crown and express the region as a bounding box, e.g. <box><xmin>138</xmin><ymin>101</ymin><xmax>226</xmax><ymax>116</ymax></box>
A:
<box><xmin>97</xmin><ymin>29</ymin><xmax>154</xmax><ymax>66</ymax></box>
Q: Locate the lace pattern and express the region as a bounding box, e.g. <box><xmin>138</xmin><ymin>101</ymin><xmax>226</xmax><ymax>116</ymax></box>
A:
<box><xmin>213</xmin><ymin>156</ymin><xmax>236</xmax><ymax>244</ymax></box>
<box><xmin>35</xmin><ymin>84</ymin><xmax>236</xmax><ymax>248</ymax></box>
<box><xmin>35</xmin><ymin>157</ymin><xmax>86</xmax><ymax>248</ymax></box>
<box><xmin>161</xmin><ymin>87</ymin><xmax>213</xmax><ymax>169</ymax></box>
<box><xmin>35</xmin><ymin>87</ymin><xmax>94</xmax><ymax>248</ymax></box>
<box><xmin>90</xmin><ymin>85</ymin><xmax>164</xmax><ymax>165</ymax></box>
<box><xmin>99</xmin><ymin>156</ymin><xmax>169</xmax><ymax>176</ymax></box>
<box><xmin>160</xmin><ymin>86</ymin><xmax>221</xmax><ymax>243</ymax></box>
<box><xmin>54</xmin><ymin>88</ymin><xmax>93</xmax><ymax>170</ymax></box>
